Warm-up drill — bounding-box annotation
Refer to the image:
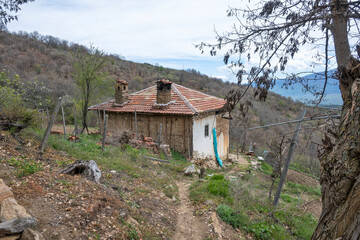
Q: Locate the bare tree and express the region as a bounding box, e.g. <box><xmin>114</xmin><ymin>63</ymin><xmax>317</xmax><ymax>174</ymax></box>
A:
<box><xmin>73</xmin><ymin>44</ymin><xmax>106</xmax><ymax>133</ymax></box>
<box><xmin>267</xmin><ymin>136</ymin><xmax>288</xmax><ymax>204</ymax></box>
<box><xmin>198</xmin><ymin>0</ymin><xmax>360</xmax><ymax>239</ymax></box>
<box><xmin>0</xmin><ymin>0</ymin><xmax>34</xmax><ymax>26</ymax></box>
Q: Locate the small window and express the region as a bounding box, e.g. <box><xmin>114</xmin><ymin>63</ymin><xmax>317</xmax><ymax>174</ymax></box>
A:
<box><xmin>204</xmin><ymin>124</ymin><xmax>209</xmax><ymax>137</ymax></box>
<box><xmin>118</xmin><ymin>86</ymin><xmax>120</xmax><ymax>90</ymax></box>
<box><xmin>123</xmin><ymin>86</ymin><xmax>126</xmax><ymax>90</ymax></box>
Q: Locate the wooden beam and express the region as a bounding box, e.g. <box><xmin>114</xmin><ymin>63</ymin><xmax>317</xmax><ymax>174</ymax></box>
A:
<box><xmin>142</xmin><ymin>156</ymin><xmax>170</xmax><ymax>163</ymax></box>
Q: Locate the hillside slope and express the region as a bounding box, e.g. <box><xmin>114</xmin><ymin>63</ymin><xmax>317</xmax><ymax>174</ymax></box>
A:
<box><xmin>0</xmin><ymin>30</ymin><xmax>334</xmax><ymax>170</ymax></box>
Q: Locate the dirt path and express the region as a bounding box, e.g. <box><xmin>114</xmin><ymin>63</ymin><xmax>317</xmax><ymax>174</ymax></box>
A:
<box><xmin>173</xmin><ymin>180</ymin><xmax>210</xmax><ymax>240</ymax></box>
<box><xmin>228</xmin><ymin>153</ymin><xmax>249</xmax><ymax>166</ymax></box>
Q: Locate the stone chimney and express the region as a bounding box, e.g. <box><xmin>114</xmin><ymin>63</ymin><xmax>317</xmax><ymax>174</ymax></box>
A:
<box><xmin>156</xmin><ymin>79</ymin><xmax>172</xmax><ymax>104</ymax></box>
<box><xmin>115</xmin><ymin>80</ymin><xmax>128</xmax><ymax>104</ymax></box>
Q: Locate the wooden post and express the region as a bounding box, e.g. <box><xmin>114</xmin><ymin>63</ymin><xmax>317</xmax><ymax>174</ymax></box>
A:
<box><xmin>249</xmin><ymin>140</ymin><xmax>253</xmax><ymax>152</ymax></box>
<box><xmin>273</xmin><ymin>109</ymin><xmax>306</xmax><ymax>207</ymax></box>
<box><xmin>102</xmin><ymin>115</ymin><xmax>108</xmax><ymax>151</ymax></box>
<box><xmin>103</xmin><ymin>108</ymin><xmax>105</xmax><ymax>122</ymax></box>
<box><xmin>135</xmin><ymin>109</ymin><xmax>138</xmax><ymax>140</ymax></box>
<box><xmin>46</xmin><ymin>108</ymin><xmax>49</xmax><ymax>122</ymax></box>
<box><xmin>74</xmin><ymin>106</ymin><xmax>77</xmax><ymax>143</ymax></box>
<box><xmin>97</xmin><ymin>109</ymin><xmax>101</xmax><ymax>134</ymax></box>
<box><xmin>61</xmin><ymin>105</ymin><xmax>66</xmax><ymax>140</ymax></box>
<box><xmin>40</xmin><ymin>97</ymin><xmax>62</xmax><ymax>152</ymax></box>
<box><xmin>158</xmin><ymin>124</ymin><xmax>162</xmax><ymax>146</ymax></box>
<box><xmin>40</xmin><ymin>109</ymin><xmax>44</xmax><ymax>129</ymax></box>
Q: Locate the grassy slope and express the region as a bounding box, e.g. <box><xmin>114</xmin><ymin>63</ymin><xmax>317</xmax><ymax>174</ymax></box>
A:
<box><xmin>0</xmin><ymin>31</ymin><xmax>329</xmax><ymax>175</ymax></box>
<box><xmin>1</xmin><ymin>125</ymin><xmax>321</xmax><ymax>239</ymax></box>
<box><xmin>1</xmin><ymin>127</ymin><xmax>191</xmax><ymax>239</ymax></box>
<box><xmin>189</xmin><ymin>160</ymin><xmax>321</xmax><ymax>240</ymax></box>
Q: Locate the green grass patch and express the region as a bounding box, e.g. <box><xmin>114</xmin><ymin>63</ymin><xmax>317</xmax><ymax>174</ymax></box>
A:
<box><xmin>285</xmin><ymin>181</ymin><xmax>321</xmax><ymax>197</ymax></box>
<box><xmin>207</xmin><ymin>175</ymin><xmax>233</xmax><ymax>204</ymax></box>
<box><xmin>28</xmin><ymin>127</ymin><xmax>181</xmax><ymax>198</ymax></box>
<box><xmin>7</xmin><ymin>156</ymin><xmax>42</xmax><ymax>178</ymax></box>
<box><xmin>261</xmin><ymin>161</ymin><xmax>273</xmax><ymax>175</ymax></box>
<box><xmin>216</xmin><ymin>204</ymin><xmax>249</xmax><ymax>229</ymax></box>
<box><xmin>281</xmin><ymin>194</ymin><xmax>299</xmax><ymax>203</ymax></box>
<box><xmin>274</xmin><ymin>208</ymin><xmax>317</xmax><ymax>240</ymax></box>
<box><xmin>216</xmin><ymin>204</ymin><xmax>291</xmax><ymax>240</ymax></box>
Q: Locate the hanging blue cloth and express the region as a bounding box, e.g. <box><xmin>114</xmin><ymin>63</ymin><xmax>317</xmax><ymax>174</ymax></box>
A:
<box><xmin>212</xmin><ymin>128</ymin><xmax>223</xmax><ymax>167</ymax></box>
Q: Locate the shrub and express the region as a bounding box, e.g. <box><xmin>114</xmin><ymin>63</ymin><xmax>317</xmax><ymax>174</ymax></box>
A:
<box><xmin>0</xmin><ymin>72</ymin><xmax>41</xmax><ymax>128</ymax></box>
<box><xmin>207</xmin><ymin>175</ymin><xmax>230</xmax><ymax>198</ymax></box>
<box><xmin>216</xmin><ymin>204</ymin><xmax>249</xmax><ymax>229</ymax></box>
<box><xmin>250</xmin><ymin>221</ymin><xmax>275</xmax><ymax>239</ymax></box>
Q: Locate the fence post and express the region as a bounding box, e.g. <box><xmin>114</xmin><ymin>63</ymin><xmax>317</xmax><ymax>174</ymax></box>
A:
<box><xmin>61</xmin><ymin>105</ymin><xmax>66</xmax><ymax>140</ymax></box>
<box><xmin>40</xmin><ymin>97</ymin><xmax>62</xmax><ymax>152</ymax></box>
<box><xmin>135</xmin><ymin>110</ymin><xmax>138</xmax><ymax>140</ymax></box>
<box><xmin>46</xmin><ymin>108</ymin><xmax>49</xmax><ymax>123</ymax></box>
<box><xmin>102</xmin><ymin>115</ymin><xmax>108</xmax><ymax>151</ymax></box>
<box><xmin>40</xmin><ymin>109</ymin><xmax>44</xmax><ymax>128</ymax></box>
<box><xmin>158</xmin><ymin>124</ymin><xmax>162</xmax><ymax>146</ymax></box>
<box><xmin>97</xmin><ymin>109</ymin><xmax>101</xmax><ymax>134</ymax></box>
<box><xmin>74</xmin><ymin>106</ymin><xmax>77</xmax><ymax>143</ymax></box>
<box><xmin>273</xmin><ymin>109</ymin><xmax>306</xmax><ymax>207</ymax></box>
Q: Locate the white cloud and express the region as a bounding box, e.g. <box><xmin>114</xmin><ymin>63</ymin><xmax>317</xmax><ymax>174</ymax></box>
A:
<box><xmin>9</xmin><ymin>0</ymin><xmax>238</xmax><ymax>59</ymax></box>
<box><xmin>7</xmin><ymin>0</ymin><xmax>329</xmax><ymax>80</ymax></box>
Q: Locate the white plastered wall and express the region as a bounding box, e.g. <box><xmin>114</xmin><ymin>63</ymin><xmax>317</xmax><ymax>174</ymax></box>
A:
<box><xmin>192</xmin><ymin>114</ymin><xmax>217</xmax><ymax>159</ymax></box>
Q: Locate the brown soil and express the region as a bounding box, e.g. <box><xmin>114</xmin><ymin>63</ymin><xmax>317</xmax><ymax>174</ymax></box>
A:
<box><xmin>173</xmin><ymin>180</ymin><xmax>210</xmax><ymax>240</ymax></box>
<box><xmin>301</xmin><ymin>198</ymin><xmax>322</xmax><ymax>220</ymax></box>
<box><xmin>228</xmin><ymin>154</ymin><xmax>249</xmax><ymax>166</ymax></box>
<box><xmin>287</xmin><ymin>169</ymin><xmax>319</xmax><ymax>188</ymax></box>
<box><xmin>0</xmin><ymin>130</ymin><xmax>178</xmax><ymax>239</ymax></box>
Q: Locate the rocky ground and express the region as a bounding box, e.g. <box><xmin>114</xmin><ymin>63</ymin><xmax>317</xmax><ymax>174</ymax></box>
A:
<box><xmin>0</xmin><ymin>130</ymin><xmax>179</xmax><ymax>239</ymax></box>
<box><xmin>0</xmin><ymin>129</ymin><xmax>322</xmax><ymax>239</ymax></box>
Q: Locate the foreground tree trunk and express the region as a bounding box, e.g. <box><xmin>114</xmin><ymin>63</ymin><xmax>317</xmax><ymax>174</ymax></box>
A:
<box><xmin>313</xmin><ymin>59</ymin><xmax>360</xmax><ymax>239</ymax></box>
<box><xmin>313</xmin><ymin>2</ymin><xmax>360</xmax><ymax>238</ymax></box>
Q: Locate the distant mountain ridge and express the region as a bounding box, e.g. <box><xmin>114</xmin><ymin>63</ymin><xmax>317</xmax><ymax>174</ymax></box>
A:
<box><xmin>271</xmin><ymin>70</ymin><xmax>342</xmax><ymax>106</ymax></box>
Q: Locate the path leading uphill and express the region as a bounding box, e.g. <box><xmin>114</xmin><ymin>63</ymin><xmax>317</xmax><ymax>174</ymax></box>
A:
<box><xmin>173</xmin><ymin>180</ymin><xmax>210</xmax><ymax>240</ymax></box>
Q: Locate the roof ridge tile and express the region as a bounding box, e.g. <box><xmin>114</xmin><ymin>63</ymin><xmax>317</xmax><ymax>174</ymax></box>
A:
<box><xmin>172</xmin><ymin>84</ymin><xmax>198</xmax><ymax>114</ymax></box>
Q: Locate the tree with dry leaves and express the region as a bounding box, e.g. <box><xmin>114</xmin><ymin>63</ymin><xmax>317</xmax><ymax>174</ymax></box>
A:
<box><xmin>198</xmin><ymin>0</ymin><xmax>360</xmax><ymax>239</ymax></box>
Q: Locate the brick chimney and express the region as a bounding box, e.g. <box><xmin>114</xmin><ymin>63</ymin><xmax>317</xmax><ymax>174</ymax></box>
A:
<box><xmin>115</xmin><ymin>80</ymin><xmax>128</xmax><ymax>104</ymax></box>
<box><xmin>156</xmin><ymin>79</ymin><xmax>172</xmax><ymax>104</ymax></box>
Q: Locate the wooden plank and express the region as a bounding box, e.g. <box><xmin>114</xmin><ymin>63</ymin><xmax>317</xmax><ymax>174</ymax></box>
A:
<box><xmin>61</xmin><ymin>105</ymin><xmax>66</xmax><ymax>140</ymax></box>
<box><xmin>102</xmin><ymin>115</ymin><xmax>108</xmax><ymax>151</ymax></box>
<box><xmin>142</xmin><ymin>156</ymin><xmax>170</xmax><ymax>163</ymax></box>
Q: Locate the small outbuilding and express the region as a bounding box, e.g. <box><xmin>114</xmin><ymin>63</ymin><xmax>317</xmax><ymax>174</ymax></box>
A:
<box><xmin>89</xmin><ymin>79</ymin><xmax>229</xmax><ymax>160</ymax></box>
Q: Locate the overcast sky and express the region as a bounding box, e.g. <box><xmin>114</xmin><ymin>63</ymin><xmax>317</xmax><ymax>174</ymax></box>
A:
<box><xmin>7</xmin><ymin>0</ymin><xmax>327</xmax><ymax>82</ymax></box>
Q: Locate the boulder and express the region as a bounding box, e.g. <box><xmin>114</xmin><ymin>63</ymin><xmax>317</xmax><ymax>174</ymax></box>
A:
<box><xmin>58</xmin><ymin>160</ymin><xmax>101</xmax><ymax>183</ymax></box>
<box><xmin>0</xmin><ymin>180</ymin><xmax>13</xmax><ymax>203</ymax></box>
<box><xmin>184</xmin><ymin>164</ymin><xmax>197</xmax><ymax>176</ymax></box>
<box><xmin>0</xmin><ymin>218</ymin><xmax>37</xmax><ymax>237</ymax></box>
<box><xmin>159</xmin><ymin>144</ymin><xmax>171</xmax><ymax>157</ymax></box>
<box><xmin>21</xmin><ymin>228</ymin><xmax>43</xmax><ymax>240</ymax></box>
<box><xmin>0</xmin><ymin>198</ymin><xmax>31</xmax><ymax>222</ymax></box>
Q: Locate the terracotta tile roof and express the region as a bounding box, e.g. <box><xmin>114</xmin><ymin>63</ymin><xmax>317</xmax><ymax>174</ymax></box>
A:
<box><xmin>88</xmin><ymin>83</ymin><xmax>226</xmax><ymax>115</ymax></box>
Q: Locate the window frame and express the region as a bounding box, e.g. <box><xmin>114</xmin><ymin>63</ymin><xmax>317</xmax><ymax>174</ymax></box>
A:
<box><xmin>204</xmin><ymin>124</ymin><xmax>209</xmax><ymax>138</ymax></box>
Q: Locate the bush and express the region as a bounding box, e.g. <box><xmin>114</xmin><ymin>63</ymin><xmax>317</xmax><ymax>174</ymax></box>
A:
<box><xmin>0</xmin><ymin>71</ymin><xmax>41</xmax><ymax>127</ymax></box>
<box><xmin>216</xmin><ymin>204</ymin><xmax>249</xmax><ymax>229</ymax></box>
<box><xmin>207</xmin><ymin>175</ymin><xmax>230</xmax><ymax>198</ymax></box>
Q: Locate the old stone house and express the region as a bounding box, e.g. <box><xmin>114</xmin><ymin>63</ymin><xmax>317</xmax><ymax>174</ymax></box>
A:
<box><xmin>89</xmin><ymin>79</ymin><xmax>229</xmax><ymax>160</ymax></box>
